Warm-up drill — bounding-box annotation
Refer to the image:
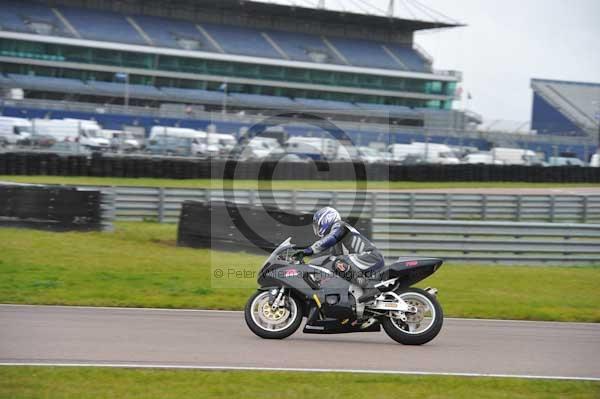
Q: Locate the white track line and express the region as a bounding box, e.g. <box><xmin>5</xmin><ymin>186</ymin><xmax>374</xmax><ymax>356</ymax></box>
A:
<box><xmin>0</xmin><ymin>303</ymin><xmax>239</xmax><ymax>313</ymax></box>
<box><xmin>0</xmin><ymin>362</ymin><xmax>598</xmax><ymax>382</ymax></box>
<box><xmin>1</xmin><ymin>304</ymin><xmax>598</xmax><ymax>326</ymax></box>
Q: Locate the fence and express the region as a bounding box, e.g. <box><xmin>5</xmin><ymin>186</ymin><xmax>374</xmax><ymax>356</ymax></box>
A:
<box><xmin>95</xmin><ymin>186</ymin><xmax>600</xmax><ymax>224</ymax></box>
<box><xmin>372</xmin><ymin>219</ymin><xmax>600</xmax><ymax>264</ymax></box>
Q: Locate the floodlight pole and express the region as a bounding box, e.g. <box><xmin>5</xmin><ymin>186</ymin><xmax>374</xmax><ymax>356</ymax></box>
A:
<box><xmin>387</xmin><ymin>0</ymin><xmax>395</xmax><ymax>17</ymax></box>
<box><xmin>318</xmin><ymin>0</ymin><xmax>325</xmax><ymax>9</ymax></box>
<box><xmin>221</xmin><ymin>81</ymin><xmax>228</xmax><ymax>115</ymax></box>
<box><xmin>124</xmin><ymin>73</ymin><xmax>130</xmax><ymax>111</ymax></box>
<box><xmin>593</xmin><ymin>100</ymin><xmax>600</xmax><ymax>152</ymax></box>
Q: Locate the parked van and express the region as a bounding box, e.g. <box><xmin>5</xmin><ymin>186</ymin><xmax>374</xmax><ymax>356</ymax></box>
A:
<box><xmin>206</xmin><ymin>133</ymin><xmax>237</xmax><ymax>155</ymax></box>
<box><xmin>490</xmin><ymin>147</ymin><xmax>543</xmax><ymax>165</ymax></box>
<box><xmin>99</xmin><ymin>129</ymin><xmax>141</xmax><ymax>151</ymax></box>
<box><xmin>547</xmin><ymin>156</ymin><xmax>586</xmax><ymax>167</ymax></box>
<box><xmin>0</xmin><ymin>116</ymin><xmax>32</xmax><ymax>144</ymax></box>
<box><xmin>32</xmin><ymin>119</ymin><xmax>109</xmax><ymax>150</ymax></box>
<box><xmin>388</xmin><ymin>142</ymin><xmax>460</xmax><ymax>164</ymax></box>
<box><xmin>463</xmin><ymin>152</ymin><xmax>504</xmax><ymax>165</ymax></box>
<box><xmin>149</xmin><ymin>126</ymin><xmax>207</xmax><ymax>155</ymax></box>
<box><xmin>146</xmin><ymin>136</ymin><xmax>196</xmax><ymax>156</ymax></box>
<box><xmin>237</xmin><ymin>137</ymin><xmax>284</xmax><ymax>160</ymax></box>
<box><xmin>286</xmin><ymin>137</ymin><xmax>338</xmax><ymax>160</ymax></box>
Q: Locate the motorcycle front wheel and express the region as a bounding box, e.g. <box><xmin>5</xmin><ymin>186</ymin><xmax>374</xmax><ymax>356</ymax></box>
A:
<box><xmin>381</xmin><ymin>287</ymin><xmax>443</xmax><ymax>345</ymax></box>
<box><xmin>244</xmin><ymin>290</ymin><xmax>303</xmax><ymax>339</ymax></box>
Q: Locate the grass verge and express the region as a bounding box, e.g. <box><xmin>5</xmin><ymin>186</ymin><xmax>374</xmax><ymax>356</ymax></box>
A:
<box><xmin>2</xmin><ymin>175</ymin><xmax>599</xmax><ymax>190</ymax></box>
<box><xmin>1</xmin><ymin>222</ymin><xmax>599</xmax><ymax>322</ymax></box>
<box><xmin>0</xmin><ymin>367</ymin><xmax>598</xmax><ymax>399</ymax></box>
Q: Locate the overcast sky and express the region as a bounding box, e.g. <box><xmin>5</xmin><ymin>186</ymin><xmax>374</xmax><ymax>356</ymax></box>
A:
<box><xmin>409</xmin><ymin>0</ymin><xmax>600</xmax><ymax>123</ymax></box>
<box><xmin>264</xmin><ymin>0</ymin><xmax>600</xmax><ymax>124</ymax></box>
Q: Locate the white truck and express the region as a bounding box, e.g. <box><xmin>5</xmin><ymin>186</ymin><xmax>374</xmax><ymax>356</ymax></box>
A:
<box><xmin>0</xmin><ymin>116</ymin><xmax>32</xmax><ymax>144</ymax></box>
<box><xmin>388</xmin><ymin>142</ymin><xmax>460</xmax><ymax>164</ymax></box>
<box><xmin>286</xmin><ymin>137</ymin><xmax>339</xmax><ymax>161</ymax></box>
<box><xmin>32</xmin><ymin>118</ymin><xmax>110</xmax><ymax>150</ymax></box>
<box><xmin>149</xmin><ymin>126</ymin><xmax>207</xmax><ymax>156</ymax></box>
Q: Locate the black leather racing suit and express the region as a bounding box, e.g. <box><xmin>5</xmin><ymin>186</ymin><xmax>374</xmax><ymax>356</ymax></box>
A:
<box><xmin>303</xmin><ymin>221</ymin><xmax>384</xmax><ymax>285</ymax></box>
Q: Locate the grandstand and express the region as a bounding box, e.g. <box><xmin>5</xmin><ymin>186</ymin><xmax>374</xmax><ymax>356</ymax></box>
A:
<box><xmin>0</xmin><ymin>0</ymin><xmax>459</xmax><ymax>110</ymax></box>
<box><xmin>531</xmin><ymin>79</ymin><xmax>600</xmax><ymax>138</ymax></box>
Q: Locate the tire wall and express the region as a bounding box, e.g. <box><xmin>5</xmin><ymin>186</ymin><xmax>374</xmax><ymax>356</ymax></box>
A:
<box><xmin>1</xmin><ymin>153</ymin><xmax>599</xmax><ymax>182</ymax></box>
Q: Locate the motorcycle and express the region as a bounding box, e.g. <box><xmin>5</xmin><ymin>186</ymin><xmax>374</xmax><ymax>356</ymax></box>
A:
<box><xmin>244</xmin><ymin>238</ymin><xmax>444</xmax><ymax>345</ymax></box>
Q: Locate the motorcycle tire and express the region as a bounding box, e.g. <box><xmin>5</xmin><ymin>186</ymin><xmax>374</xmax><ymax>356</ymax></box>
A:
<box><xmin>381</xmin><ymin>287</ymin><xmax>443</xmax><ymax>345</ymax></box>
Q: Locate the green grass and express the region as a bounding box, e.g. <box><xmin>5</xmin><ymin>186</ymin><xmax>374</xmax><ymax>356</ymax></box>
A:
<box><xmin>1</xmin><ymin>222</ymin><xmax>599</xmax><ymax>322</ymax></box>
<box><xmin>2</xmin><ymin>175</ymin><xmax>599</xmax><ymax>190</ymax></box>
<box><xmin>0</xmin><ymin>367</ymin><xmax>598</xmax><ymax>399</ymax></box>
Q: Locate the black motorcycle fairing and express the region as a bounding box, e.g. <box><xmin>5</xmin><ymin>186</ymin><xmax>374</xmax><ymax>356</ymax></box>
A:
<box><xmin>258</xmin><ymin>260</ymin><xmax>356</xmax><ymax>324</ymax></box>
<box><xmin>385</xmin><ymin>257</ymin><xmax>443</xmax><ymax>289</ymax></box>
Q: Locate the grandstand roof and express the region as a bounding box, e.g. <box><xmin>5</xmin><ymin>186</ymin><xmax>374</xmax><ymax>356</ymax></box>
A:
<box><xmin>531</xmin><ymin>78</ymin><xmax>600</xmax><ymax>130</ymax></box>
<box><xmin>193</xmin><ymin>0</ymin><xmax>462</xmax><ymax>31</ymax></box>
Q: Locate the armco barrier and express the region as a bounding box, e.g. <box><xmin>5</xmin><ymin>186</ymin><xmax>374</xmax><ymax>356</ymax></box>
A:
<box><xmin>175</xmin><ymin>201</ymin><xmax>600</xmax><ymax>264</ymax></box>
<box><xmin>1</xmin><ymin>152</ymin><xmax>600</xmax><ymax>182</ymax></box>
<box><xmin>0</xmin><ymin>183</ymin><xmax>112</xmax><ymax>231</ymax></box>
<box><xmin>177</xmin><ymin>200</ymin><xmax>371</xmax><ymax>253</ymax></box>
<box><xmin>372</xmin><ymin>219</ymin><xmax>600</xmax><ymax>265</ymax></box>
<box><xmin>87</xmin><ymin>186</ymin><xmax>600</xmax><ymax>224</ymax></box>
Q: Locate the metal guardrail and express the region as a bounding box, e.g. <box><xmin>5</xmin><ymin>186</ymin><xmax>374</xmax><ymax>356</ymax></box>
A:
<box><xmin>94</xmin><ymin>186</ymin><xmax>600</xmax><ymax>224</ymax></box>
<box><xmin>88</xmin><ymin>185</ymin><xmax>600</xmax><ymax>264</ymax></box>
<box><xmin>372</xmin><ymin>219</ymin><xmax>600</xmax><ymax>265</ymax></box>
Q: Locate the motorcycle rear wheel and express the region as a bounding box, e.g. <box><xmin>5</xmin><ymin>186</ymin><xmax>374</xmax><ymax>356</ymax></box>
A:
<box><xmin>245</xmin><ymin>290</ymin><xmax>303</xmax><ymax>339</ymax></box>
<box><xmin>381</xmin><ymin>288</ymin><xmax>443</xmax><ymax>345</ymax></box>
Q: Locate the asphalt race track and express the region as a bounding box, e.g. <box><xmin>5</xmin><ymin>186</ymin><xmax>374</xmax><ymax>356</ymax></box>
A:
<box><xmin>1</xmin><ymin>305</ymin><xmax>599</xmax><ymax>380</ymax></box>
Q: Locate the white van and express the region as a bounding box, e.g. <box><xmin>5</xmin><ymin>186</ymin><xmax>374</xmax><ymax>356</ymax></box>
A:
<box><xmin>206</xmin><ymin>133</ymin><xmax>237</xmax><ymax>155</ymax></box>
<box><xmin>99</xmin><ymin>129</ymin><xmax>141</xmax><ymax>150</ymax></box>
<box><xmin>589</xmin><ymin>153</ymin><xmax>599</xmax><ymax>167</ymax></box>
<box><xmin>490</xmin><ymin>147</ymin><xmax>543</xmax><ymax>165</ymax></box>
<box><xmin>463</xmin><ymin>152</ymin><xmax>504</xmax><ymax>165</ymax></box>
<box><xmin>0</xmin><ymin>116</ymin><xmax>32</xmax><ymax>144</ymax></box>
<box><xmin>388</xmin><ymin>142</ymin><xmax>460</xmax><ymax>164</ymax></box>
<box><xmin>149</xmin><ymin>126</ymin><xmax>207</xmax><ymax>156</ymax></box>
<box><xmin>239</xmin><ymin>137</ymin><xmax>284</xmax><ymax>160</ymax></box>
<box><xmin>286</xmin><ymin>137</ymin><xmax>338</xmax><ymax>160</ymax></box>
<box><xmin>32</xmin><ymin>119</ymin><xmax>109</xmax><ymax>149</ymax></box>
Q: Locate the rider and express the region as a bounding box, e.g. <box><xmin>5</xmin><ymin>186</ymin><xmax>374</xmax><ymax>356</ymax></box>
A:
<box><xmin>294</xmin><ymin>207</ymin><xmax>384</xmax><ymax>287</ymax></box>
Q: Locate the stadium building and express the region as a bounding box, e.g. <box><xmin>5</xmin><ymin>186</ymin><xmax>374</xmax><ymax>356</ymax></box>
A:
<box><xmin>0</xmin><ymin>0</ymin><xmax>595</xmax><ymax>158</ymax></box>
<box><xmin>0</xmin><ymin>0</ymin><xmax>462</xmax><ymax>113</ymax></box>
<box><xmin>531</xmin><ymin>78</ymin><xmax>600</xmax><ymax>138</ymax></box>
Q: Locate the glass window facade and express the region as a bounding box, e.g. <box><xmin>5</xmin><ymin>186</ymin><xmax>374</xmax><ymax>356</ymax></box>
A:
<box><xmin>0</xmin><ymin>39</ymin><xmax>456</xmax><ymax>109</ymax></box>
